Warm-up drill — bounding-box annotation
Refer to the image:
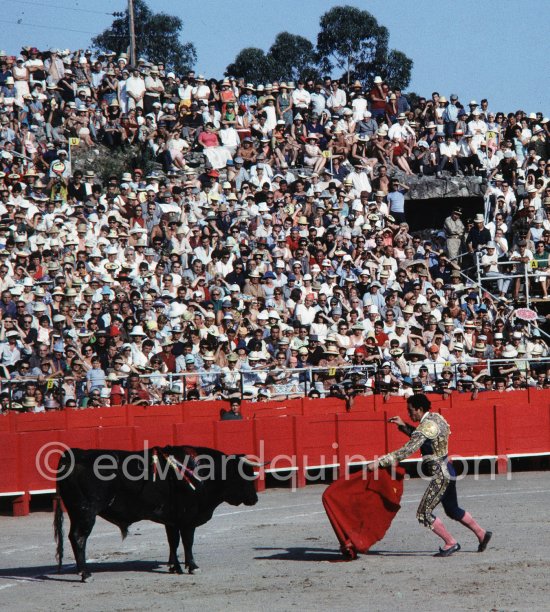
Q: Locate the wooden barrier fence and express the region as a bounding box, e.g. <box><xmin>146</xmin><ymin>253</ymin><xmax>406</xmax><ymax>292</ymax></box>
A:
<box><xmin>1</xmin><ymin>390</ymin><xmax>549</xmax><ymax>515</ymax></box>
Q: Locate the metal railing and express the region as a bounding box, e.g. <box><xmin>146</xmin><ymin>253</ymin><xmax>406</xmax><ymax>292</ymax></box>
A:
<box><xmin>3</xmin><ymin>357</ymin><xmax>548</xmax><ymax>411</ymax></box>
<box><xmin>474</xmin><ymin>253</ymin><xmax>541</xmax><ymax>307</ymax></box>
<box><xmin>133</xmin><ymin>363</ymin><xmax>380</xmax><ymax>402</ymax></box>
<box><xmin>110</xmin><ymin>356</ymin><xmax>550</xmax><ymax>400</ymax></box>
<box><xmin>448</xmin><ymin>251</ymin><xmax>550</xmax><ymax>351</ymax></box>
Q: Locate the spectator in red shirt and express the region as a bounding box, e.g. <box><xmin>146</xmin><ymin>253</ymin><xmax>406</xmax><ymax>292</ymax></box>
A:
<box><xmin>369</xmin><ymin>76</ymin><xmax>387</xmax><ymax>119</ymax></box>
<box><xmin>125</xmin><ymin>373</ymin><xmax>151</xmax><ymax>405</ymax></box>
<box><xmin>374</xmin><ymin>320</ymin><xmax>389</xmax><ymax>348</ymax></box>
<box><xmin>157</xmin><ymin>337</ymin><xmax>177</xmax><ymax>372</ymax></box>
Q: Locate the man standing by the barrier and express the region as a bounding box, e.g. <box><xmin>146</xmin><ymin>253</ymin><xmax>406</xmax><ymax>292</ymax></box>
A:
<box><xmin>367</xmin><ymin>394</ymin><xmax>492</xmax><ymax>556</ymax></box>
<box><xmin>444</xmin><ymin>207</ymin><xmax>464</xmax><ymax>260</ymax></box>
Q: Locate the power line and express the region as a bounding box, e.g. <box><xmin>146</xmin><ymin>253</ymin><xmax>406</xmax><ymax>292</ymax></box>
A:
<box><xmin>0</xmin><ymin>18</ymin><xmax>93</xmax><ymax>34</ymax></box>
<box><xmin>11</xmin><ymin>0</ymin><xmax>117</xmax><ymax>15</ymax></box>
<box><xmin>0</xmin><ymin>18</ymin><xmax>124</xmax><ymax>36</ymax></box>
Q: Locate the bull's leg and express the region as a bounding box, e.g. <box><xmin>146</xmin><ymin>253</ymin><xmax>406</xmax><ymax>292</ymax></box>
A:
<box><xmin>165</xmin><ymin>525</ymin><xmax>184</xmax><ymax>574</ymax></box>
<box><xmin>68</xmin><ymin>515</ymin><xmax>96</xmax><ymax>582</ymax></box>
<box><xmin>181</xmin><ymin>526</ymin><xmax>199</xmax><ymax>574</ymax></box>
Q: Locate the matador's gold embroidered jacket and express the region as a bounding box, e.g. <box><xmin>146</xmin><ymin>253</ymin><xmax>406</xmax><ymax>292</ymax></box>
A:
<box><xmin>378</xmin><ymin>412</ymin><xmax>450</xmax><ymax>468</ymax></box>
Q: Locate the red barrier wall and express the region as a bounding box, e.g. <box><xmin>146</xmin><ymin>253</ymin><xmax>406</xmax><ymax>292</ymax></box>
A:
<box><xmin>0</xmin><ymin>391</ymin><xmax>549</xmax><ymax>515</ymax></box>
<box><xmin>243</xmin><ymin>398</ymin><xmax>303</xmax><ymax>419</ymax></box>
<box><xmin>440</xmin><ymin>403</ymin><xmax>497</xmax><ymax>457</ymax></box>
<box><xmin>0</xmin><ymin>433</ymin><xmax>20</xmax><ymax>492</ymax></box>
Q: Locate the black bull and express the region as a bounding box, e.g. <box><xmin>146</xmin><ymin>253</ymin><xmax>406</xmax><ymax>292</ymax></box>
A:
<box><xmin>54</xmin><ymin>446</ymin><xmax>259</xmax><ymax>581</ymax></box>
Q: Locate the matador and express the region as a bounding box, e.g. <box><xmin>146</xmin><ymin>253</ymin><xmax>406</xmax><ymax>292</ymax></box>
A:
<box><xmin>368</xmin><ymin>393</ymin><xmax>492</xmax><ymax>556</ymax></box>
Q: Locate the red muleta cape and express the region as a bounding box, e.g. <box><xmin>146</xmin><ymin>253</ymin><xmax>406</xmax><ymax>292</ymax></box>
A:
<box><xmin>322</xmin><ymin>466</ymin><xmax>405</xmax><ymax>559</ymax></box>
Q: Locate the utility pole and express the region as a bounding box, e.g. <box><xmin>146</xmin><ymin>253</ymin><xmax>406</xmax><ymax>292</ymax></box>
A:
<box><xmin>128</xmin><ymin>0</ymin><xmax>136</xmax><ymax>66</ymax></box>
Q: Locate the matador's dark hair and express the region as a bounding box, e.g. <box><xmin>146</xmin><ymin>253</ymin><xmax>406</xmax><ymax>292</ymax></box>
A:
<box><xmin>407</xmin><ymin>393</ymin><xmax>431</xmax><ymax>412</ymax></box>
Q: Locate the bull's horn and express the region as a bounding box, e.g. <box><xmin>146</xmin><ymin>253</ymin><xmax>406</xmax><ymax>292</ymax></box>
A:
<box><xmin>240</xmin><ymin>456</ymin><xmax>270</xmax><ymax>467</ymax></box>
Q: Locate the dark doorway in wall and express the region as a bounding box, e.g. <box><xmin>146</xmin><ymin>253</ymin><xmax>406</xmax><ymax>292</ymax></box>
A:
<box><xmin>405</xmin><ymin>196</ymin><xmax>484</xmax><ymax>232</ymax></box>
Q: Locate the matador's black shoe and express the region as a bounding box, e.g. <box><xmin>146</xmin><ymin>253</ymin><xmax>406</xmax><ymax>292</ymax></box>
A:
<box><xmin>433</xmin><ymin>543</ymin><xmax>461</xmax><ymax>557</ymax></box>
<box><xmin>478</xmin><ymin>531</ymin><xmax>492</xmax><ymax>552</ymax></box>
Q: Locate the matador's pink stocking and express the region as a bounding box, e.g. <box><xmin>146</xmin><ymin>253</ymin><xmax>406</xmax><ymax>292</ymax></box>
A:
<box><xmin>432</xmin><ymin>517</ymin><xmax>457</xmax><ymax>549</ymax></box>
<box><xmin>459</xmin><ymin>512</ymin><xmax>485</xmax><ymax>541</ymax></box>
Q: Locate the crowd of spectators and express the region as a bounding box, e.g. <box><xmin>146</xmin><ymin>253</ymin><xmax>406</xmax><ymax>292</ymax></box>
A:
<box><xmin>0</xmin><ymin>46</ymin><xmax>549</xmax><ymax>412</ymax></box>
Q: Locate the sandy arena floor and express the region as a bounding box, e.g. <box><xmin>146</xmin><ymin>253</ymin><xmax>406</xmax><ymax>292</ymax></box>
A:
<box><xmin>0</xmin><ymin>471</ymin><xmax>548</xmax><ymax>612</ymax></box>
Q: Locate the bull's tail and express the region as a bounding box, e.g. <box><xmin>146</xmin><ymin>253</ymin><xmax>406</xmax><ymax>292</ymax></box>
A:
<box><xmin>53</xmin><ymin>493</ymin><xmax>64</xmax><ymax>572</ymax></box>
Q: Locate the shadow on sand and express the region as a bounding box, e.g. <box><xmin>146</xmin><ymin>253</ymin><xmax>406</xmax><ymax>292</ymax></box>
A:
<box><xmin>0</xmin><ymin>559</ymin><xmax>170</xmax><ymax>583</ymax></box>
<box><xmin>254</xmin><ymin>546</ymin><xmax>435</xmax><ymax>561</ymax></box>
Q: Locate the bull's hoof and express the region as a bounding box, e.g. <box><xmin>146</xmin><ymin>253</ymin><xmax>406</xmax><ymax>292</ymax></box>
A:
<box><xmin>80</xmin><ymin>572</ymin><xmax>92</xmax><ymax>582</ymax></box>
<box><xmin>186</xmin><ymin>563</ymin><xmax>200</xmax><ymax>575</ymax></box>
<box><xmin>169</xmin><ymin>564</ymin><xmax>184</xmax><ymax>575</ymax></box>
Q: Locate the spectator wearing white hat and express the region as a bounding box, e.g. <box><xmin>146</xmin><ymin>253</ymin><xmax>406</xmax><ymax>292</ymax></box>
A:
<box><xmin>192</xmin><ymin>75</ymin><xmax>210</xmax><ymax>104</ymax></box>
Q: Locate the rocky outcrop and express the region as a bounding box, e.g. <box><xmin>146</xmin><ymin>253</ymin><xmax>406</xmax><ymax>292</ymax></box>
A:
<box><xmin>71</xmin><ymin>143</ymin><xmax>207</xmax><ymax>183</ymax></box>
<box><xmin>71</xmin><ymin>143</ymin><xmax>487</xmax><ymax>201</ymax></box>
<box><xmin>401</xmin><ymin>173</ymin><xmax>487</xmax><ymax>200</ymax></box>
<box><xmin>71</xmin><ymin>143</ymin><xmax>145</xmax><ymax>182</ymax></box>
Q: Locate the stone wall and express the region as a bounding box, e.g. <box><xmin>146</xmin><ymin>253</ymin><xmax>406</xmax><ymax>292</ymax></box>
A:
<box><xmin>403</xmin><ymin>173</ymin><xmax>486</xmax><ymax>200</ymax></box>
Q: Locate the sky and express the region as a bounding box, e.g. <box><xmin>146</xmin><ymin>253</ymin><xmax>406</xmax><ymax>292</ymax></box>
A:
<box><xmin>2</xmin><ymin>0</ymin><xmax>548</xmax><ymax>114</ymax></box>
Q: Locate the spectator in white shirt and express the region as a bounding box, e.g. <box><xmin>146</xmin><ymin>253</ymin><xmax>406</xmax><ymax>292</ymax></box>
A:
<box><xmin>388</xmin><ymin>114</ymin><xmax>415</xmax><ymax>141</ymax></box>
<box><xmin>291</xmin><ymin>81</ymin><xmax>311</xmax><ymax>113</ymax></box>
<box><xmin>125</xmin><ymin>68</ymin><xmax>145</xmax><ymax>110</ymax></box>
<box><xmin>310</xmin><ymin>84</ymin><xmax>327</xmax><ymax>115</ymax></box>
<box><xmin>437</xmin><ymin>134</ymin><xmax>459</xmax><ymax>177</ymax></box>
<box><xmin>326</xmin><ymin>82</ymin><xmax>347</xmax><ymax>116</ymax></box>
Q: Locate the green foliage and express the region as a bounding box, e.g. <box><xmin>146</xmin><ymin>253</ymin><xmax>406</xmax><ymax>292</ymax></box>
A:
<box><xmin>317</xmin><ymin>5</ymin><xmax>412</xmax><ymax>88</ymax></box>
<box><xmin>225</xmin><ymin>34</ymin><xmax>319</xmax><ymax>83</ymax></box>
<box><xmin>226</xmin><ymin>6</ymin><xmax>412</xmax><ymax>89</ymax></box>
<box><xmin>225</xmin><ymin>48</ymin><xmax>275</xmax><ymax>83</ymax></box>
<box><xmin>317</xmin><ymin>6</ymin><xmax>386</xmax><ymax>81</ymax></box>
<box><xmin>382</xmin><ymin>50</ymin><xmax>414</xmax><ymax>91</ymax></box>
<box><xmin>92</xmin><ymin>0</ymin><xmax>196</xmax><ymax>74</ymax></box>
<box><xmin>404</xmin><ymin>90</ymin><xmax>420</xmax><ymax>108</ymax></box>
<box><xmin>268</xmin><ymin>33</ymin><xmax>318</xmax><ymax>82</ymax></box>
